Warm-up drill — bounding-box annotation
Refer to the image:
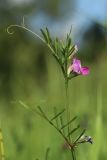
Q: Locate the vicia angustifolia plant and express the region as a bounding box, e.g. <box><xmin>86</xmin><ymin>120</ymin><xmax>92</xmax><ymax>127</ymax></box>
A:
<box><xmin>7</xmin><ymin>17</ymin><xmax>92</xmax><ymax>160</ymax></box>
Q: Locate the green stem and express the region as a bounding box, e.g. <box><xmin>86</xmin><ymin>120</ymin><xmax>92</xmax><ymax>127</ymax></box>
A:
<box><xmin>64</xmin><ymin>58</ymin><xmax>69</xmax><ymax>111</ymax></box>
<box><xmin>65</xmin><ymin>77</ymin><xmax>71</xmax><ymax>143</ymax></box>
<box><xmin>65</xmin><ymin>77</ymin><xmax>69</xmax><ymax>112</ymax></box>
<box><xmin>64</xmin><ymin>56</ymin><xmax>70</xmax><ymax>140</ymax></box>
<box><xmin>71</xmin><ymin>150</ymin><xmax>76</xmax><ymax>160</ymax></box>
<box><xmin>64</xmin><ymin>60</ymin><xmax>75</xmax><ymax>160</ymax></box>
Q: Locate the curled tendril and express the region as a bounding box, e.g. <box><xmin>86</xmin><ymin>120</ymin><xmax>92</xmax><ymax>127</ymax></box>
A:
<box><xmin>7</xmin><ymin>16</ymin><xmax>26</xmax><ymax>34</ymax></box>
<box><xmin>6</xmin><ymin>17</ymin><xmax>56</xmax><ymax>55</ymax></box>
<box><xmin>7</xmin><ymin>24</ymin><xmax>23</xmax><ymax>34</ymax></box>
<box><xmin>7</xmin><ymin>16</ymin><xmax>45</xmax><ymax>43</ymax></box>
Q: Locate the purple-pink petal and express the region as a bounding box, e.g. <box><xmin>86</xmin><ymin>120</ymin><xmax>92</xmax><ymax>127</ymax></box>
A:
<box><xmin>72</xmin><ymin>58</ymin><xmax>81</xmax><ymax>74</ymax></box>
<box><xmin>80</xmin><ymin>67</ymin><xmax>89</xmax><ymax>75</ymax></box>
<box><xmin>67</xmin><ymin>57</ymin><xmax>90</xmax><ymax>76</ymax></box>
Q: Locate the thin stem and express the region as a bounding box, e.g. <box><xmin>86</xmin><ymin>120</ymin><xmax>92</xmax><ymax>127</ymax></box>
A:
<box><xmin>65</xmin><ymin>77</ymin><xmax>71</xmax><ymax>141</ymax></box>
<box><xmin>64</xmin><ymin>56</ymin><xmax>69</xmax><ymax>112</ymax></box>
<box><xmin>65</xmin><ymin>77</ymin><xmax>69</xmax><ymax>117</ymax></box>
<box><xmin>7</xmin><ymin>25</ymin><xmax>45</xmax><ymax>43</ymax></box>
<box><xmin>7</xmin><ymin>25</ymin><xmax>56</xmax><ymax>54</ymax></box>
<box><xmin>64</xmin><ymin>52</ymin><xmax>71</xmax><ymax>141</ymax></box>
<box><xmin>71</xmin><ymin>150</ymin><xmax>76</xmax><ymax>160</ymax></box>
<box><xmin>64</xmin><ymin>55</ymin><xmax>69</xmax><ymax>112</ymax></box>
<box><xmin>64</xmin><ymin>60</ymin><xmax>75</xmax><ymax>160</ymax></box>
<box><xmin>65</xmin><ymin>78</ymin><xmax>69</xmax><ymax>108</ymax></box>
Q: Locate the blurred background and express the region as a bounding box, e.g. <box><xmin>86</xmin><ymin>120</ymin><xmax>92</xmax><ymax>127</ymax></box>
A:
<box><xmin>0</xmin><ymin>0</ymin><xmax>107</xmax><ymax>159</ymax></box>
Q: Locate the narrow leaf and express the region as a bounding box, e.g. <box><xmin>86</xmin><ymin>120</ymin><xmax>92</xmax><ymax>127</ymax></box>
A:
<box><xmin>40</xmin><ymin>29</ymin><xmax>48</xmax><ymax>43</ymax></box>
<box><xmin>60</xmin><ymin>116</ymin><xmax>65</xmax><ymax>135</ymax></box>
<box><xmin>74</xmin><ymin>129</ymin><xmax>86</xmax><ymax>144</ymax></box>
<box><xmin>66</xmin><ymin>26</ymin><xmax>72</xmax><ymax>41</ymax></box>
<box><xmin>46</xmin><ymin>27</ymin><xmax>52</xmax><ymax>43</ymax></box>
<box><xmin>54</xmin><ymin>38</ymin><xmax>58</xmax><ymax>53</ymax></box>
<box><xmin>67</xmin><ymin>45</ymin><xmax>78</xmax><ymax>58</ymax></box>
<box><xmin>53</xmin><ymin>107</ymin><xmax>59</xmax><ymax>128</ymax></box>
<box><xmin>37</xmin><ymin>106</ymin><xmax>48</xmax><ymax>120</ymax></box>
<box><xmin>61</xmin><ymin>116</ymin><xmax>77</xmax><ymax>130</ymax></box>
<box><xmin>67</xmin><ymin>45</ymin><xmax>75</xmax><ymax>57</ymax></box>
<box><xmin>67</xmin><ymin>37</ymin><xmax>72</xmax><ymax>50</ymax></box>
<box><xmin>52</xmin><ymin>52</ymin><xmax>59</xmax><ymax>60</ymax></box>
<box><xmin>51</xmin><ymin>42</ymin><xmax>56</xmax><ymax>53</ymax></box>
<box><xmin>67</xmin><ymin>125</ymin><xmax>80</xmax><ymax>137</ymax></box>
<box><xmin>51</xmin><ymin>109</ymin><xmax>65</xmax><ymax>121</ymax></box>
<box><xmin>19</xmin><ymin>100</ymin><xmax>41</xmax><ymax>117</ymax></box>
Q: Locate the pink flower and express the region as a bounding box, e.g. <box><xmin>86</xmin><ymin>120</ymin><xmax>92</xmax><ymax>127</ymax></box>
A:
<box><xmin>67</xmin><ymin>58</ymin><xmax>89</xmax><ymax>76</ymax></box>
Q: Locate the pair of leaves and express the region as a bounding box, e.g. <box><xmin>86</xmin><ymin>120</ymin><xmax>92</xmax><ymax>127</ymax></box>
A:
<box><xmin>40</xmin><ymin>28</ymin><xmax>52</xmax><ymax>45</ymax></box>
<box><xmin>37</xmin><ymin>106</ymin><xmax>86</xmax><ymax>150</ymax></box>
